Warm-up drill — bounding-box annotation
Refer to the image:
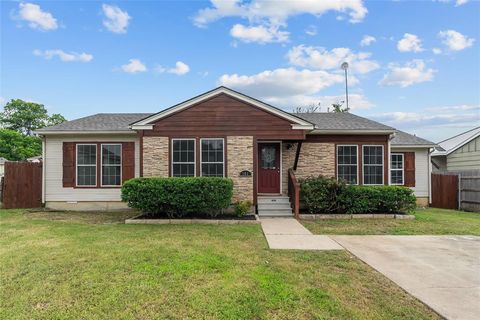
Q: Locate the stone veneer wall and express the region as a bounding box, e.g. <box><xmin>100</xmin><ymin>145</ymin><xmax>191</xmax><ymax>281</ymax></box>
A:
<box><xmin>143</xmin><ymin>136</ymin><xmax>169</xmax><ymax>177</ymax></box>
<box><xmin>227</xmin><ymin>136</ymin><xmax>254</xmax><ymax>203</ymax></box>
<box><xmin>282</xmin><ymin>142</ymin><xmax>335</xmax><ymax>194</ymax></box>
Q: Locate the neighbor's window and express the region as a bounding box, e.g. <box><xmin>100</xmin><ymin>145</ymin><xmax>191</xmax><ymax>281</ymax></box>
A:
<box><xmin>201</xmin><ymin>138</ymin><xmax>224</xmax><ymax>177</ymax></box>
<box><xmin>77</xmin><ymin>144</ymin><xmax>97</xmax><ymax>186</ymax></box>
<box><xmin>363</xmin><ymin>145</ymin><xmax>384</xmax><ymax>185</ymax></box>
<box><xmin>172</xmin><ymin>139</ymin><xmax>195</xmax><ymax>177</ymax></box>
<box><xmin>390</xmin><ymin>153</ymin><xmax>404</xmax><ymax>185</ymax></box>
<box><xmin>337</xmin><ymin>145</ymin><xmax>358</xmax><ymax>184</ymax></box>
<box><xmin>101</xmin><ymin>144</ymin><xmax>121</xmax><ymax>186</ymax></box>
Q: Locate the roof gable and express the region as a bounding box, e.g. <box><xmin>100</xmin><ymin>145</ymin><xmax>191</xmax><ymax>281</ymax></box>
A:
<box><xmin>433</xmin><ymin>126</ymin><xmax>480</xmax><ymax>156</ymax></box>
<box><xmin>131</xmin><ymin>86</ymin><xmax>313</xmax><ymax>130</ymax></box>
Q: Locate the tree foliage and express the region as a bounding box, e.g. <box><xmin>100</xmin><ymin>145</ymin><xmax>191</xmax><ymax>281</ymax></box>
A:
<box><xmin>0</xmin><ymin>99</ymin><xmax>66</xmax><ymax>160</ymax></box>
<box><xmin>328</xmin><ymin>101</ymin><xmax>350</xmax><ymax>113</ymax></box>
<box><xmin>0</xmin><ymin>99</ymin><xmax>66</xmax><ymax>135</ymax></box>
<box><xmin>0</xmin><ymin>129</ymin><xmax>42</xmax><ymax>161</ymax></box>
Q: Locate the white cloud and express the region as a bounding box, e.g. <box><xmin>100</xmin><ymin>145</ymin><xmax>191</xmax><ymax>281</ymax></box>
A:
<box><xmin>17</xmin><ymin>2</ymin><xmax>58</xmax><ymax>31</ymax></box>
<box><xmin>360</xmin><ymin>35</ymin><xmax>376</xmax><ymax>47</ymax></box>
<box><xmin>287</xmin><ymin>45</ymin><xmax>380</xmax><ymax>74</ymax></box>
<box><xmin>370</xmin><ymin>105</ymin><xmax>479</xmax><ymax>129</ymax></box>
<box><xmin>379</xmin><ymin>60</ymin><xmax>435</xmax><ymax>87</ymax></box>
<box><xmin>121</xmin><ymin>59</ymin><xmax>147</xmax><ymax>73</ymax></box>
<box><xmin>305</xmin><ymin>25</ymin><xmax>317</xmax><ymax>36</ymax></box>
<box><xmin>155</xmin><ymin>61</ymin><xmax>190</xmax><ymax>75</ymax></box>
<box><xmin>102</xmin><ymin>4</ymin><xmax>131</xmax><ymax>34</ymax></box>
<box><xmin>435</xmin><ymin>0</ymin><xmax>469</xmax><ymax>6</ymax></box>
<box><xmin>0</xmin><ymin>97</ymin><xmax>6</xmax><ymax>107</ymax></box>
<box><xmin>33</xmin><ymin>49</ymin><xmax>93</xmax><ymax>62</ymax></box>
<box><xmin>230</xmin><ymin>24</ymin><xmax>289</xmax><ymax>43</ymax></box>
<box><xmin>217</xmin><ymin>67</ymin><xmax>355</xmax><ymax>109</ymax></box>
<box><xmin>438</xmin><ymin>30</ymin><xmax>475</xmax><ymax>51</ymax></box>
<box><xmin>432</xmin><ymin>48</ymin><xmax>442</xmax><ymax>54</ymax></box>
<box><xmin>194</xmin><ymin>0</ymin><xmax>367</xmax><ymax>43</ymax></box>
<box><xmin>194</xmin><ymin>0</ymin><xmax>368</xmax><ymax>27</ymax></box>
<box><xmin>397</xmin><ymin>33</ymin><xmax>424</xmax><ymax>52</ymax></box>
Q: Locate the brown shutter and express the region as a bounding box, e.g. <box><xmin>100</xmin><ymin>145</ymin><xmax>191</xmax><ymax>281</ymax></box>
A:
<box><xmin>122</xmin><ymin>142</ymin><xmax>135</xmax><ymax>183</ymax></box>
<box><xmin>404</xmin><ymin>152</ymin><xmax>415</xmax><ymax>187</ymax></box>
<box><xmin>63</xmin><ymin>142</ymin><xmax>75</xmax><ymax>187</ymax></box>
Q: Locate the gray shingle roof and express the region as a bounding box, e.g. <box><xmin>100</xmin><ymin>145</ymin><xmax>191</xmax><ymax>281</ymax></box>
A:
<box><xmin>293</xmin><ymin>112</ymin><xmax>395</xmax><ymax>131</ymax></box>
<box><xmin>390</xmin><ymin>130</ymin><xmax>436</xmax><ymax>146</ymax></box>
<box><xmin>35</xmin><ymin>111</ymin><xmax>435</xmax><ymax>147</ymax></box>
<box><xmin>36</xmin><ymin>113</ymin><xmax>152</xmax><ymax>132</ymax></box>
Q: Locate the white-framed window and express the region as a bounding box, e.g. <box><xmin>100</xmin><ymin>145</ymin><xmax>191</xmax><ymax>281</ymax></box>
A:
<box><xmin>101</xmin><ymin>144</ymin><xmax>122</xmax><ymax>186</ymax></box>
<box><xmin>363</xmin><ymin>145</ymin><xmax>384</xmax><ymax>185</ymax></box>
<box><xmin>390</xmin><ymin>153</ymin><xmax>404</xmax><ymax>185</ymax></box>
<box><xmin>337</xmin><ymin>145</ymin><xmax>358</xmax><ymax>184</ymax></box>
<box><xmin>171</xmin><ymin>138</ymin><xmax>195</xmax><ymax>177</ymax></box>
<box><xmin>200</xmin><ymin>138</ymin><xmax>224</xmax><ymax>177</ymax></box>
<box><xmin>76</xmin><ymin>144</ymin><xmax>97</xmax><ymax>186</ymax></box>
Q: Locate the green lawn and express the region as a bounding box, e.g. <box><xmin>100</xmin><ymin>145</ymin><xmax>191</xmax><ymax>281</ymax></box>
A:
<box><xmin>0</xmin><ymin>209</ymin><xmax>439</xmax><ymax>320</ymax></box>
<box><xmin>302</xmin><ymin>208</ymin><xmax>480</xmax><ymax>235</ymax></box>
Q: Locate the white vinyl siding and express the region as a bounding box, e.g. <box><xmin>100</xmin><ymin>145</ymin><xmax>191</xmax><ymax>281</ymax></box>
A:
<box><xmin>391</xmin><ymin>147</ymin><xmax>430</xmax><ymax>197</ymax></box>
<box><xmin>44</xmin><ymin>135</ymin><xmax>139</xmax><ymax>202</ymax></box>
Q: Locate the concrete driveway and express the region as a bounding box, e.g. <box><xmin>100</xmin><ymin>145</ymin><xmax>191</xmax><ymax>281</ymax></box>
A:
<box><xmin>332</xmin><ymin>235</ymin><xmax>480</xmax><ymax>320</ymax></box>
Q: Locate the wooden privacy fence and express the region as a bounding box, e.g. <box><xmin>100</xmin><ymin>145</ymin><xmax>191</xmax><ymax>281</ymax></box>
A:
<box><xmin>1</xmin><ymin>161</ymin><xmax>42</xmax><ymax>209</ymax></box>
<box><xmin>431</xmin><ymin>173</ymin><xmax>458</xmax><ymax>210</ymax></box>
<box><xmin>431</xmin><ymin>170</ymin><xmax>480</xmax><ymax>212</ymax></box>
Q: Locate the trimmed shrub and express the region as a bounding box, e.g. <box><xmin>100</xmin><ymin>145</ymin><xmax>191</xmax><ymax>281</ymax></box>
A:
<box><xmin>121</xmin><ymin>177</ymin><xmax>233</xmax><ymax>218</ymax></box>
<box><xmin>234</xmin><ymin>200</ymin><xmax>252</xmax><ymax>217</ymax></box>
<box><xmin>301</xmin><ymin>176</ymin><xmax>347</xmax><ymax>214</ymax></box>
<box><xmin>301</xmin><ymin>176</ymin><xmax>417</xmax><ymax>214</ymax></box>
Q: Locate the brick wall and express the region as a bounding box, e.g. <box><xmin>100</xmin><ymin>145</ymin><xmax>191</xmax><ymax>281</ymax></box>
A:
<box><xmin>227</xmin><ymin>136</ymin><xmax>254</xmax><ymax>202</ymax></box>
<box><xmin>143</xmin><ymin>136</ymin><xmax>169</xmax><ymax>177</ymax></box>
<box><xmin>282</xmin><ymin>142</ymin><xmax>335</xmax><ymax>194</ymax></box>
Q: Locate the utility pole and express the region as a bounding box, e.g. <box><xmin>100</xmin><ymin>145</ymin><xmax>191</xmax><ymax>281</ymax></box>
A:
<box><xmin>341</xmin><ymin>62</ymin><xmax>349</xmax><ymax>111</ymax></box>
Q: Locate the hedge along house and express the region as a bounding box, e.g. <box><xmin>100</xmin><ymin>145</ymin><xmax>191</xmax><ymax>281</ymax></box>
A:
<box><xmin>36</xmin><ymin>87</ymin><xmax>436</xmax><ymax>214</ymax></box>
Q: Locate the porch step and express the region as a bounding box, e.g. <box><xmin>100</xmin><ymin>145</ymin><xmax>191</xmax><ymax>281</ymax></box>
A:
<box><xmin>257</xmin><ymin>196</ymin><xmax>293</xmax><ymax>217</ymax></box>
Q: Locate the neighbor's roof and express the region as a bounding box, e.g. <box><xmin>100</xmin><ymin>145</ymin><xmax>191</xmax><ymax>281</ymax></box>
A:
<box><xmin>432</xmin><ymin>126</ymin><xmax>480</xmax><ymax>156</ymax></box>
<box><xmin>36</xmin><ymin>113</ymin><xmax>152</xmax><ymax>133</ymax></box>
<box><xmin>390</xmin><ymin>130</ymin><xmax>436</xmax><ymax>147</ymax></box>
<box><xmin>293</xmin><ymin>112</ymin><xmax>395</xmax><ymax>132</ymax></box>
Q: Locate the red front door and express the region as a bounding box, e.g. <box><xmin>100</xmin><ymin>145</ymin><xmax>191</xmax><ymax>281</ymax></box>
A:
<box><xmin>258</xmin><ymin>143</ymin><xmax>280</xmax><ymax>194</ymax></box>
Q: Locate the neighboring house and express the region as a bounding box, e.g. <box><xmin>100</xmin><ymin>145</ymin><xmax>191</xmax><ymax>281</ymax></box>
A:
<box><xmin>0</xmin><ymin>157</ymin><xmax>6</xmax><ymax>177</ymax></box>
<box><xmin>27</xmin><ymin>155</ymin><xmax>43</xmax><ymax>163</ymax></box>
<box><xmin>431</xmin><ymin>127</ymin><xmax>480</xmax><ymax>172</ymax></box>
<box><xmin>36</xmin><ymin>87</ymin><xmax>436</xmax><ymax>211</ymax></box>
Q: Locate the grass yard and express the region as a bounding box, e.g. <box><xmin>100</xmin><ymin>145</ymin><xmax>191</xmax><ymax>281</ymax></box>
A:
<box><xmin>302</xmin><ymin>208</ymin><xmax>480</xmax><ymax>235</ymax></box>
<box><xmin>0</xmin><ymin>209</ymin><xmax>439</xmax><ymax>320</ymax></box>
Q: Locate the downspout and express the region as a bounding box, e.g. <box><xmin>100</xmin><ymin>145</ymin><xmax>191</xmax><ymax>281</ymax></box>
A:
<box><xmin>387</xmin><ymin>132</ymin><xmax>395</xmax><ymax>185</ymax></box>
<box><xmin>41</xmin><ymin>135</ymin><xmax>46</xmax><ymax>206</ymax></box>
<box><xmin>428</xmin><ymin>147</ymin><xmax>433</xmax><ymax>206</ymax></box>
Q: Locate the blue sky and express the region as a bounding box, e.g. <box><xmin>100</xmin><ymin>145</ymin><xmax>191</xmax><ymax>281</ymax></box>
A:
<box><xmin>1</xmin><ymin>0</ymin><xmax>479</xmax><ymax>141</ymax></box>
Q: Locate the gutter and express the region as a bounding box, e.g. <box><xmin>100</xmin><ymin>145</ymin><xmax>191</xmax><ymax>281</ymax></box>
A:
<box><xmin>309</xmin><ymin>129</ymin><xmax>395</xmax><ymax>135</ymax></box>
<box><xmin>34</xmin><ymin>130</ymin><xmax>137</xmax><ymax>135</ymax></box>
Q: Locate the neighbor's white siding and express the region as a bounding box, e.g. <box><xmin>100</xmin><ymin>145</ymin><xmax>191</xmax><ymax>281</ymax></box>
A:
<box><xmin>391</xmin><ymin>148</ymin><xmax>430</xmax><ymax>197</ymax></box>
<box><xmin>44</xmin><ymin>134</ymin><xmax>140</xmax><ymax>202</ymax></box>
<box><xmin>447</xmin><ymin>136</ymin><xmax>480</xmax><ymax>171</ymax></box>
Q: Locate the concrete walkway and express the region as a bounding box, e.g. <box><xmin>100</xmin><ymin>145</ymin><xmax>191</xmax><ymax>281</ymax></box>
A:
<box><xmin>333</xmin><ymin>235</ymin><xmax>480</xmax><ymax>320</ymax></box>
<box><xmin>260</xmin><ymin>218</ymin><xmax>342</xmax><ymax>250</ymax></box>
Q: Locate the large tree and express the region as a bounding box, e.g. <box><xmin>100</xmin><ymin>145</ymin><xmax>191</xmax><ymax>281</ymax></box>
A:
<box><xmin>0</xmin><ymin>129</ymin><xmax>42</xmax><ymax>161</ymax></box>
<box><xmin>0</xmin><ymin>99</ymin><xmax>66</xmax><ymax>135</ymax></box>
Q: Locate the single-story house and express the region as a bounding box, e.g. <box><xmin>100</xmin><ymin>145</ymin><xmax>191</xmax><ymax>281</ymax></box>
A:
<box><xmin>36</xmin><ymin>87</ymin><xmax>436</xmax><ymax>213</ymax></box>
<box><xmin>431</xmin><ymin>126</ymin><xmax>480</xmax><ymax>172</ymax></box>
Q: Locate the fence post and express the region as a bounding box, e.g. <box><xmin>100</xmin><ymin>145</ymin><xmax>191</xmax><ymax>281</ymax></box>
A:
<box><xmin>458</xmin><ymin>174</ymin><xmax>461</xmax><ymax>210</ymax></box>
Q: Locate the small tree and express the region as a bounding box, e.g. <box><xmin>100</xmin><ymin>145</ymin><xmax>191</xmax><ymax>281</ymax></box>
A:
<box><xmin>293</xmin><ymin>102</ymin><xmax>321</xmax><ymax>113</ymax></box>
<box><xmin>328</xmin><ymin>101</ymin><xmax>350</xmax><ymax>113</ymax></box>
